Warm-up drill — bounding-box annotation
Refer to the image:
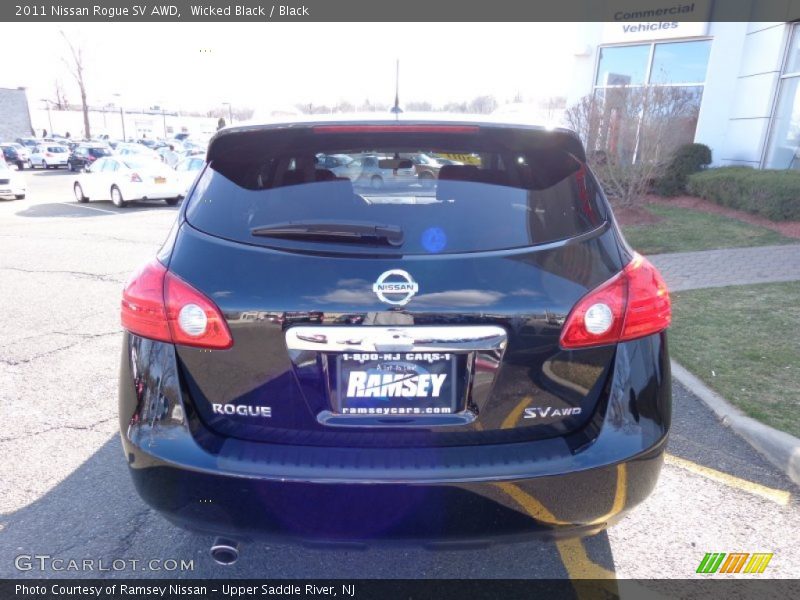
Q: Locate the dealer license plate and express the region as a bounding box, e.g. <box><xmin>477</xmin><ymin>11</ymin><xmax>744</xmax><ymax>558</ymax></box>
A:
<box><xmin>336</xmin><ymin>352</ymin><xmax>456</xmax><ymax>416</ymax></box>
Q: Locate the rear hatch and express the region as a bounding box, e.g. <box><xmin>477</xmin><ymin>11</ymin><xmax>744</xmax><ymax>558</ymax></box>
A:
<box><xmin>167</xmin><ymin>121</ymin><xmax>625</xmax><ymax>447</ymax></box>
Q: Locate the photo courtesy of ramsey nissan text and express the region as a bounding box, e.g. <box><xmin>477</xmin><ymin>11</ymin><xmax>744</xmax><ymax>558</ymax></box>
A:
<box><xmin>0</xmin><ymin>1</ymin><xmax>799</xmax><ymax>599</ymax></box>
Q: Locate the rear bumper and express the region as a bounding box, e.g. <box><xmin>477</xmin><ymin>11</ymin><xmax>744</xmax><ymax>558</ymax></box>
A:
<box><xmin>127</xmin><ymin>443</ymin><xmax>664</xmax><ymax>544</ymax></box>
<box><xmin>122</xmin><ymin>182</ymin><xmax>182</xmax><ymax>200</ymax></box>
<box><xmin>120</xmin><ymin>333</ymin><xmax>670</xmax><ymax>543</ymax></box>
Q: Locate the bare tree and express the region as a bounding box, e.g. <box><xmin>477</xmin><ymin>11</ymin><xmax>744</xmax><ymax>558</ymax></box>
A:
<box><xmin>60</xmin><ymin>30</ymin><xmax>90</xmax><ymax>139</ymax></box>
<box><xmin>467</xmin><ymin>95</ymin><xmax>498</xmax><ymax>114</ymax></box>
<box><xmin>406</xmin><ymin>100</ymin><xmax>433</xmax><ymax>112</ymax></box>
<box><xmin>54</xmin><ymin>80</ymin><xmax>68</xmax><ymax>110</ymax></box>
<box><xmin>565</xmin><ymin>86</ymin><xmax>701</xmax><ymax>207</ymax></box>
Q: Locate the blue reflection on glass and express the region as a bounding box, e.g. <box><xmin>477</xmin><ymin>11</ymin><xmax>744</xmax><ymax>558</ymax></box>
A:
<box><xmin>421</xmin><ymin>227</ymin><xmax>447</xmax><ymax>253</ymax></box>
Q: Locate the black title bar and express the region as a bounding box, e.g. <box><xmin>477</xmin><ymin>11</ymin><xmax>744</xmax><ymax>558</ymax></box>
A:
<box><xmin>2</xmin><ymin>0</ymin><xmax>800</xmax><ymax>22</ymax></box>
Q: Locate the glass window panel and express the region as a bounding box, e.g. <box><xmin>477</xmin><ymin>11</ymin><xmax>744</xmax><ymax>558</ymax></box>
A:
<box><xmin>649</xmin><ymin>40</ymin><xmax>711</xmax><ymax>84</ymax></box>
<box><xmin>595</xmin><ymin>45</ymin><xmax>650</xmax><ymax>86</ymax></box>
<box><xmin>784</xmin><ymin>25</ymin><xmax>800</xmax><ymax>74</ymax></box>
<box><xmin>764</xmin><ymin>76</ymin><xmax>800</xmax><ymax>169</ymax></box>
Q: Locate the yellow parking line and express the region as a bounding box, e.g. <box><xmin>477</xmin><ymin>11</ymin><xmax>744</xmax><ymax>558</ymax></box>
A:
<box><xmin>664</xmin><ymin>454</ymin><xmax>791</xmax><ymax>506</ymax></box>
<box><xmin>500</xmin><ymin>396</ymin><xmax>531</xmax><ymax>429</ymax></box>
<box><xmin>495</xmin><ymin>482</ymin><xmax>617</xmax><ymax>583</ymax></box>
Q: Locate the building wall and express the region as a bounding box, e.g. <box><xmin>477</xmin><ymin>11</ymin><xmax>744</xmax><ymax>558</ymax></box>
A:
<box><xmin>709</xmin><ymin>22</ymin><xmax>787</xmax><ymax>166</ymax></box>
<box><xmin>564</xmin><ymin>11</ymin><xmax>791</xmax><ymax>169</ymax></box>
<box><xmin>28</xmin><ymin>107</ymin><xmax>220</xmax><ymax>140</ymax></box>
<box><xmin>0</xmin><ymin>88</ymin><xmax>34</xmax><ymax>141</ymax></box>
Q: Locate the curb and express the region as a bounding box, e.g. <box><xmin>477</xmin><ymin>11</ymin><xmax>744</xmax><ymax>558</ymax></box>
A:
<box><xmin>671</xmin><ymin>360</ymin><xmax>800</xmax><ymax>487</ymax></box>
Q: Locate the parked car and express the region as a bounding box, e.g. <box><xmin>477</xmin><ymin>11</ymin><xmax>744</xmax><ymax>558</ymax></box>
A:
<box><xmin>67</xmin><ymin>144</ymin><xmax>113</xmax><ymax>172</ymax></box>
<box><xmin>173</xmin><ymin>155</ymin><xmax>205</xmax><ymax>196</ymax></box>
<box><xmin>410</xmin><ymin>153</ymin><xmax>445</xmax><ymax>186</ymax></box>
<box><xmin>15</xmin><ymin>137</ymin><xmax>41</xmax><ymax>149</ymax></box>
<box><xmin>1</xmin><ymin>143</ymin><xmax>32</xmax><ymax>170</ymax></box>
<box><xmin>115</xmin><ymin>143</ymin><xmax>162</xmax><ymax>162</ymax></box>
<box><xmin>335</xmin><ymin>154</ymin><xmax>417</xmax><ymax>189</ymax></box>
<box><xmin>0</xmin><ymin>157</ymin><xmax>26</xmax><ymax>199</ymax></box>
<box><xmin>118</xmin><ymin>117</ymin><xmax>672</xmax><ymax>558</ymax></box>
<box><xmin>29</xmin><ymin>144</ymin><xmax>69</xmax><ymax>169</ymax></box>
<box><xmin>73</xmin><ymin>155</ymin><xmax>182</xmax><ymax>207</ymax></box>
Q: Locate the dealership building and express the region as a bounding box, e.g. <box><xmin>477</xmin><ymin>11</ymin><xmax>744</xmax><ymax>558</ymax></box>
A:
<box><xmin>567</xmin><ymin>8</ymin><xmax>800</xmax><ymax>169</ymax></box>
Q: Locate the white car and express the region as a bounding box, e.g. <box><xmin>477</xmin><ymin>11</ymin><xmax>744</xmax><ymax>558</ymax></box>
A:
<box><xmin>73</xmin><ymin>156</ymin><xmax>182</xmax><ymax>208</ymax></box>
<box><xmin>0</xmin><ymin>158</ymin><xmax>26</xmax><ymax>199</ymax></box>
<box><xmin>174</xmin><ymin>155</ymin><xmax>205</xmax><ymax>196</ymax></box>
<box><xmin>30</xmin><ymin>144</ymin><xmax>69</xmax><ymax>169</ymax></box>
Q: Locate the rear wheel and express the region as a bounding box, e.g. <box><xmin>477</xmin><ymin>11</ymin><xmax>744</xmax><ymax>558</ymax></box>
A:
<box><xmin>16</xmin><ymin>161</ymin><xmax>25</xmax><ymax>171</ymax></box>
<box><xmin>43</xmin><ymin>160</ymin><xmax>49</xmax><ymax>170</ymax></box>
<box><xmin>165</xmin><ymin>197</ymin><xmax>180</xmax><ymax>206</ymax></box>
<box><xmin>370</xmin><ymin>175</ymin><xmax>383</xmax><ymax>190</ymax></box>
<box><xmin>420</xmin><ymin>172</ymin><xmax>435</xmax><ymax>188</ymax></box>
<box><xmin>14</xmin><ymin>194</ymin><xmax>25</xmax><ymax>200</ymax></box>
<box><xmin>111</xmin><ymin>185</ymin><xmax>127</xmax><ymax>208</ymax></box>
<box><xmin>73</xmin><ymin>183</ymin><xmax>88</xmax><ymax>203</ymax></box>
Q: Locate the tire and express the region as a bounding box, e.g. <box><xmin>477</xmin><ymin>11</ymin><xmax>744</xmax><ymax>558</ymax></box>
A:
<box><xmin>73</xmin><ymin>183</ymin><xmax>88</xmax><ymax>203</ymax></box>
<box><xmin>16</xmin><ymin>161</ymin><xmax>25</xmax><ymax>171</ymax></box>
<box><xmin>26</xmin><ymin>161</ymin><xmax>32</xmax><ymax>170</ymax></box>
<box><xmin>420</xmin><ymin>172</ymin><xmax>435</xmax><ymax>188</ymax></box>
<box><xmin>14</xmin><ymin>195</ymin><xmax>25</xmax><ymax>200</ymax></box>
<box><xmin>43</xmin><ymin>160</ymin><xmax>49</xmax><ymax>170</ymax></box>
<box><xmin>370</xmin><ymin>175</ymin><xmax>383</xmax><ymax>190</ymax></box>
<box><xmin>165</xmin><ymin>197</ymin><xmax>180</xmax><ymax>206</ymax></box>
<box><xmin>68</xmin><ymin>162</ymin><xmax>75</xmax><ymax>172</ymax></box>
<box><xmin>111</xmin><ymin>185</ymin><xmax>127</xmax><ymax>208</ymax></box>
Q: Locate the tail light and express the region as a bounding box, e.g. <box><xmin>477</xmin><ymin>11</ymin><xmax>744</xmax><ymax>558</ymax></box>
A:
<box><xmin>559</xmin><ymin>253</ymin><xmax>671</xmax><ymax>349</ymax></box>
<box><xmin>130</xmin><ymin>173</ymin><xmax>142</xmax><ymax>182</ymax></box>
<box><xmin>121</xmin><ymin>259</ymin><xmax>233</xmax><ymax>349</ymax></box>
<box><xmin>45</xmin><ymin>152</ymin><xmax>54</xmax><ymax>157</ymax></box>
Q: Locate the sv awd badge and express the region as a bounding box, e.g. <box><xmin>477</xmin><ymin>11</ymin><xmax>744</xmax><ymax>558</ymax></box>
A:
<box><xmin>524</xmin><ymin>406</ymin><xmax>582</xmax><ymax>419</ymax></box>
<box><xmin>373</xmin><ymin>269</ymin><xmax>419</xmax><ymax>306</ymax></box>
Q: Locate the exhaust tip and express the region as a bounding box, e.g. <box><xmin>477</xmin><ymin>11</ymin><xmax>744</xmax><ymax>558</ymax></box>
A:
<box><xmin>210</xmin><ymin>538</ymin><xmax>240</xmax><ymax>566</ymax></box>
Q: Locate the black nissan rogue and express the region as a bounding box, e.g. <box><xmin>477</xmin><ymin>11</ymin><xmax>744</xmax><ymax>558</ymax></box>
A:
<box><xmin>119</xmin><ymin>116</ymin><xmax>671</xmax><ymax>559</ymax></box>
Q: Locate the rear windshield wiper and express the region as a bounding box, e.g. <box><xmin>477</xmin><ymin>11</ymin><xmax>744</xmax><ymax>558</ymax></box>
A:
<box><xmin>251</xmin><ymin>220</ymin><xmax>404</xmax><ymax>247</ymax></box>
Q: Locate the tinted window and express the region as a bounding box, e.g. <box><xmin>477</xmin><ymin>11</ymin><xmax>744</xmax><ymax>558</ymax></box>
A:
<box><xmin>596</xmin><ymin>44</ymin><xmax>649</xmax><ymax>86</ymax></box>
<box><xmin>88</xmin><ymin>147</ymin><xmax>111</xmax><ymax>158</ymax></box>
<box><xmin>649</xmin><ymin>40</ymin><xmax>711</xmax><ymax>84</ymax></box>
<box><xmin>186</xmin><ymin>132</ymin><xmax>605</xmax><ymax>255</ymax></box>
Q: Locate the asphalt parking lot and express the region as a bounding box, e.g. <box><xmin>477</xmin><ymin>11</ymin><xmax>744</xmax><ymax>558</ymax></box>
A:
<box><xmin>0</xmin><ymin>169</ymin><xmax>798</xmax><ymax>581</ymax></box>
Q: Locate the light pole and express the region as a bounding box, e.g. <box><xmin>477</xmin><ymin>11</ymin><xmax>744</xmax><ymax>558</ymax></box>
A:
<box><xmin>222</xmin><ymin>102</ymin><xmax>233</xmax><ymax>124</ymax></box>
<box><xmin>113</xmin><ymin>93</ymin><xmax>126</xmax><ymax>141</ymax></box>
<box><xmin>39</xmin><ymin>99</ymin><xmax>53</xmax><ymax>135</ymax></box>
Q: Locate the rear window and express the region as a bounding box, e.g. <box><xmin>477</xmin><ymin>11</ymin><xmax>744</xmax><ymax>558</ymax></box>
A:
<box><xmin>88</xmin><ymin>147</ymin><xmax>111</xmax><ymax>157</ymax></box>
<box><xmin>48</xmin><ymin>146</ymin><xmax>67</xmax><ymax>153</ymax></box>
<box><xmin>185</xmin><ymin>127</ymin><xmax>605</xmax><ymax>255</ymax></box>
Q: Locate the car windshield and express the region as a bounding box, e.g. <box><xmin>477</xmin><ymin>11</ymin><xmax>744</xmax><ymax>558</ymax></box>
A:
<box><xmin>48</xmin><ymin>146</ymin><xmax>67</xmax><ymax>153</ymax></box>
<box><xmin>186</xmin><ymin>133</ymin><xmax>606</xmax><ymax>255</ymax></box>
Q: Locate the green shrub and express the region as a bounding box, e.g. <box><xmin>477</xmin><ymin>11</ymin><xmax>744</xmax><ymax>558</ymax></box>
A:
<box><xmin>654</xmin><ymin>143</ymin><xmax>712</xmax><ymax>196</ymax></box>
<box><xmin>687</xmin><ymin>167</ymin><xmax>800</xmax><ymax>221</ymax></box>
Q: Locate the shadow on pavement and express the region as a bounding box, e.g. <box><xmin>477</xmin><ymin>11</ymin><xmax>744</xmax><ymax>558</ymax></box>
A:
<box><xmin>15</xmin><ymin>202</ymin><xmax>178</xmax><ymax>218</ymax></box>
<box><xmin>0</xmin><ymin>436</ymin><xmax>618</xmax><ymax>581</ymax></box>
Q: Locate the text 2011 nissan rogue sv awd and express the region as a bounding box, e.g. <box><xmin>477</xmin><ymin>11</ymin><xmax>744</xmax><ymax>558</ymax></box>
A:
<box><xmin>119</xmin><ymin>117</ymin><xmax>671</xmax><ymax>560</ymax></box>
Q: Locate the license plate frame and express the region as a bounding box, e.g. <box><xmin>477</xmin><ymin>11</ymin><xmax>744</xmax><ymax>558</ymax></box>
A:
<box><xmin>335</xmin><ymin>352</ymin><xmax>458</xmax><ymax>417</ymax></box>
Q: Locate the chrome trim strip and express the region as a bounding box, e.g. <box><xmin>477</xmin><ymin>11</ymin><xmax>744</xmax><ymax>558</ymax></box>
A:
<box><xmin>285</xmin><ymin>325</ymin><xmax>508</xmax><ymax>353</ymax></box>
